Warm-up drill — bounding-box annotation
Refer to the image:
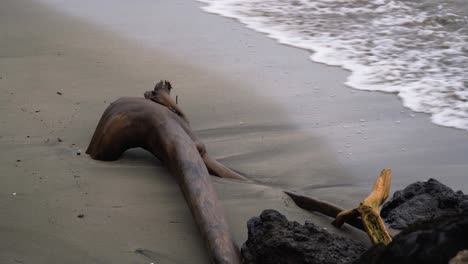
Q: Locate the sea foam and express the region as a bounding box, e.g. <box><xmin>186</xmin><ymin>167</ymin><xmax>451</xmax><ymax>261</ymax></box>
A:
<box><xmin>198</xmin><ymin>0</ymin><xmax>468</xmax><ymax>131</ymax></box>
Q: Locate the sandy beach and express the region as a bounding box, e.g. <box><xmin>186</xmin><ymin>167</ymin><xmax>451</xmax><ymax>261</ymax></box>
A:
<box><xmin>1</xmin><ymin>0</ymin><xmax>467</xmax><ymax>263</ymax></box>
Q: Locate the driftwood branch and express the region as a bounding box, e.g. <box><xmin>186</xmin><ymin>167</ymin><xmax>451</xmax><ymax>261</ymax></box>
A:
<box><xmin>284</xmin><ymin>191</ymin><xmax>365</xmax><ymax>231</ymax></box>
<box><xmin>333</xmin><ymin>169</ymin><xmax>393</xmax><ymax>245</ymax></box>
<box><xmin>285</xmin><ymin>170</ymin><xmax>393</xmax><ymax>245</ymax></box>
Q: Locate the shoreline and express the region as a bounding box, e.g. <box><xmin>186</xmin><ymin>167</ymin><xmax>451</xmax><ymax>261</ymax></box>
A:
<box><xmin>1</xmin><ymin>0</ymin><xmax>467</xmax><ymax>263</ymax></box>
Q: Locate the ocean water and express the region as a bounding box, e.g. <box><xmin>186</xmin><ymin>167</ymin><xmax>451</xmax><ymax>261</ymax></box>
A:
<box><xmin>198</xmin><ymin>0</ymin><xmax>468</xmax><ymax>131</ymax></box>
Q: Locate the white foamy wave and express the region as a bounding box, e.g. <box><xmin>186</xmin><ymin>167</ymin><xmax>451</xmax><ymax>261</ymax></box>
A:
<box><xmin>198</xmin><ymin>0</ymin><xmax>468</xmax><ymax>131</ymax></box>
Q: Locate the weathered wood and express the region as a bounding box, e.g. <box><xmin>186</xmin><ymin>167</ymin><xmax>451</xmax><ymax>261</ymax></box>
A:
<box><xmin>332</xmin><ymin>169</ymin><xmax>393</xmax><ymax>245</ymax></box>
<box><xmin>284</xmin><ymin>191</ymin><xmax>365</xmax><ymax>231</ymax></box>
<box><xmin>86</xmin><ymin>81</ymin><xmax>241</xmax><ymax>264</ymax></box>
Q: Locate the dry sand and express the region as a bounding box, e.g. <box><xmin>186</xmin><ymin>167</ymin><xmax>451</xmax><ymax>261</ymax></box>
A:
<box><xmin>0</xmin><ymin>0</ymin><xmax>467</xmax><ymax>263</ymax></box>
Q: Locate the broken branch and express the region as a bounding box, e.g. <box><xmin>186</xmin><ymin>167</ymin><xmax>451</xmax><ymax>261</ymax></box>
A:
<box><xmin>332</xmin><ymin>169</ymin><xmax>393</xmax><ymax>245</ymax></box>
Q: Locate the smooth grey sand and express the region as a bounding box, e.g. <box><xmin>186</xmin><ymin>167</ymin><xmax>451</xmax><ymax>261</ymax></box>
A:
<box><xmin>0</xmin><ymin>0</ymin><xmax>467</xmax><ymax>263</ymax></box>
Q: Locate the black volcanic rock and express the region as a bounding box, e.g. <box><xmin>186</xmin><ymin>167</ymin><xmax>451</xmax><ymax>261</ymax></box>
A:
<box><xmin>353</xmin><ymin>209</ymin><xmax>468</xmax><ymax>264</ymax></box>
<box><xmin>241</xmin><ymin>209</ymin><xmax>366</xmax><ymax>264</ymax></box>
<box><xmin>381</xmin><ymin>178</ymin><xmax>468</xmax><ymax>229</ymax></box>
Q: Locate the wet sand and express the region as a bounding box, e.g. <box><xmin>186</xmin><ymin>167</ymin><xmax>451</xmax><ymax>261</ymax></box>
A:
<box><xmin>0</xmin><ymin>0</ymin><xmax>467</xmax><ymax>263</ymax></box>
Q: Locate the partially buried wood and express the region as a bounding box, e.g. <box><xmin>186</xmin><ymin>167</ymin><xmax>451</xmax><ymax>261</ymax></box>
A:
<box><xmin>86</xmin><ymin>81</ymin><xmax>243</xmax><ymax>264</ymax></box>
<box><xmin>333</xmin><ymin>169</ymin><xmax>393</xmax><ymax>245</ymax></box>
<box><xmin>284</xmin><ymin>191</ymin><xmax>365</xmax><ymax>231</ymax></box>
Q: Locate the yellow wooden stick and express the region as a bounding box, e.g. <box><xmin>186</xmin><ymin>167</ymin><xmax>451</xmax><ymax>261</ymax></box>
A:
<box><xmin>333</xmin><ymin>169</ymin><xmax>393</xmax><ymax>245</ymax></box>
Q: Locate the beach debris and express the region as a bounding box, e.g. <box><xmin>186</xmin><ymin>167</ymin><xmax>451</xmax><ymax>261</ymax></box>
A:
<box><xmin>284</xmin><ymin>192</ymin><xmax>365</xmax><ymax>231</ymax></box>
<box><xmin>16</xmin><ymin>159</ymin><xmax>21</xmax><ymax>162</ymax></box>
<box><xmin>57</xmin><ymin>137</ymin><xmax>63</xmax><ymax>142</ymax></box>
<box><xmin>86</xmin><ymin>81</ymin><xmax>243</xmax><ymax>264</ymax></box>
<box><xmin>333</xmin><ymin>169</ymin><xmax>392</xmax><ymax>245</ymax></box>
<box><xmin>35</xmin><ymin>110</ymin><xmax>40</xmax><ymax>113</ymax></box>
<box><xmin>409</xmin><ymin>114</ymin><xmax>415</xmax><ymax>117</ymax></box>
<box><xmin>239</xmin><ymin>121</ymin><xmax>244</xmax><ymax>124</ymax></box>
<box><xmin>76</xmin><ymin>150</ymin><xmax>81</xmax><ymax>156</ymax></box>
<box><xmin>12</xmin><ymin>192</ymin><xmax>17</xmax><ymax>196</ymax></box>
<box><xmin>77</xmin><ymin>214</ymin><xmax>85</xmax><ymax>218</ymax></box>
<box><xmin>359</xmin><ymin>118</ymin><xmax>366</xmax><ymax>122</ymax></box>
<box><xmin>56</xmin><ymin>91</ymin><xmax>62</xmax><ymax>95</ymax></box>
<box><xmin>395</xmin><ymin>120</ymin><xmax>401</xmax><ymax>124</ymax></box>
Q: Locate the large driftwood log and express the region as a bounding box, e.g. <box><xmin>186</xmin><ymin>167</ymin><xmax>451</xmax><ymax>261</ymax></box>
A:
<box><xmin>86</xmin><ymin>81</ymin><xmax>242</xmax><ymax>264</ymax></box>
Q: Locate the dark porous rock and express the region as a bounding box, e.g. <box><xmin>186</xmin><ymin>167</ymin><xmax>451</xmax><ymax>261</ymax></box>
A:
<box><xmin>381</xmin><ymin>178</ymin><xmax>468</xmax><ymax>229</ymax></box>
<box><xmin>352</xmin><ymin>209</ymin><xmax>468</xmax><ymax>264</ymax></box>
<box><xmin>241</xmin><ymin>209</ymin><xmax>366</xmax><ymax>264</ymax></box>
